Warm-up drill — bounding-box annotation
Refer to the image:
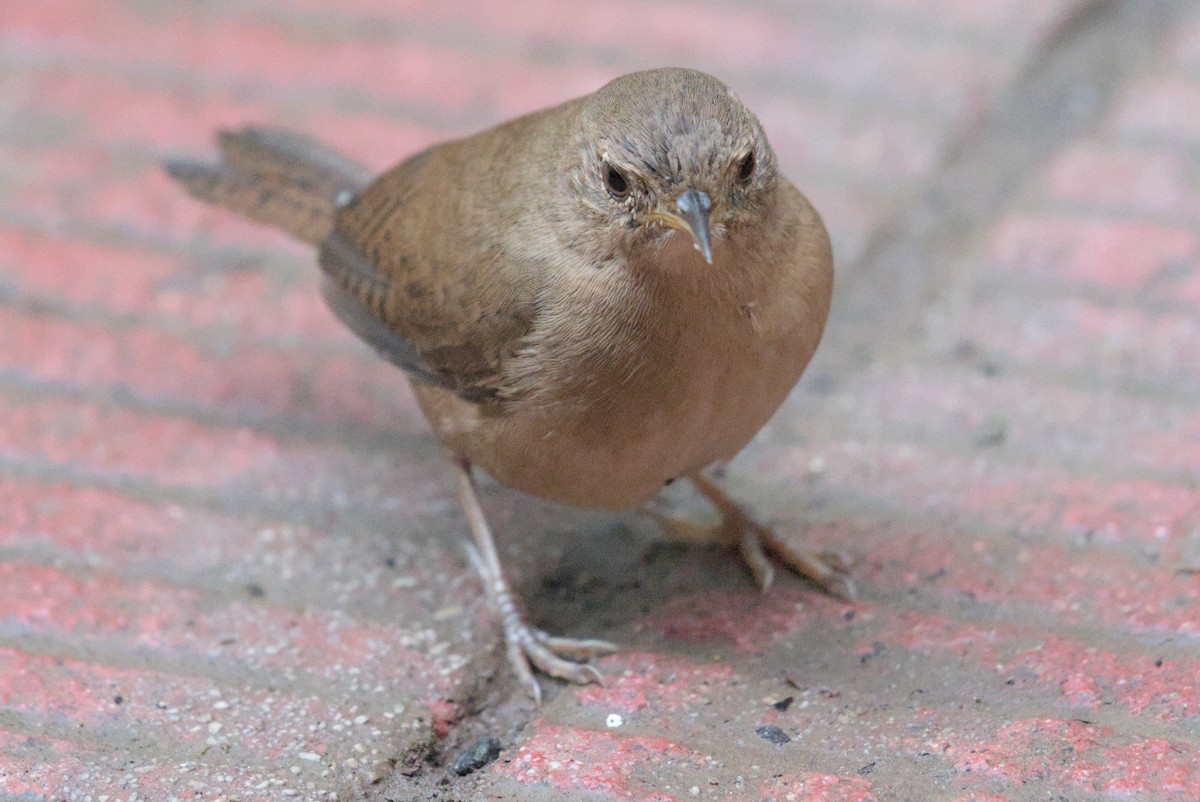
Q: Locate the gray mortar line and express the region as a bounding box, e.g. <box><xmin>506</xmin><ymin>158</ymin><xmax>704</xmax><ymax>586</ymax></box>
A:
<box><xmin>809</xmin><ymin>0</ymin><xmax>1189</xmax><ymax>384</ymax></box>
<box><xmin>0</xmin><ymin>366</ymin><xmax>428</xmax><ymax>455</ymax></box>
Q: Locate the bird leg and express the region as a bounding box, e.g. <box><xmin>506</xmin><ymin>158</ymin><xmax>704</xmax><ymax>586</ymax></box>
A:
<box><xmin>453</xmin><ymin>459</ymin><xmax>617</xmax><ymax>702</ymax></box>
<box><xmin>679</xmin><ymin>472</ymin><xmax>856</xmax><ymax>600</ymax></box>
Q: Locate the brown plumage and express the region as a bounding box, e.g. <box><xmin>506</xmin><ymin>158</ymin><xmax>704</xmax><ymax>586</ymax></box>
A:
<box><xmin>167</xmin><ymin>67</ymin><xmax>845</xmax><ymax>701</ymax></box>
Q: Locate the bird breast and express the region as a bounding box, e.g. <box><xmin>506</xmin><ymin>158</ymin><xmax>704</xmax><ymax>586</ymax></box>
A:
<box><xmin>415</xmin><ymin>240</ymin><xmax>820</xmax><ymax>511</ymax></box>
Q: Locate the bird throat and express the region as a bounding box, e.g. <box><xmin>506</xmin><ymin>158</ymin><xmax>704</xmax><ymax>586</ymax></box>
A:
<box><xmin>648</xmin><ymin>227</ymin><xmax>720</xmax><ymax>275</ymax></box>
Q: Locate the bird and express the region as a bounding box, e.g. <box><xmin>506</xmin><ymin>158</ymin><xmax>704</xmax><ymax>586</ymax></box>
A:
<box><xmin>166</xmin><ymin>67</ymin><xmax>847</xmax><ymax>702</ymax></box>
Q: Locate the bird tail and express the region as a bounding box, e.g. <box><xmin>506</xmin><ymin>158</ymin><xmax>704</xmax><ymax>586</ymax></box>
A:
<box><xmin>165</xmin><ymin>127</ymin><xmax>371</xmax><ymax>245</ymax></box>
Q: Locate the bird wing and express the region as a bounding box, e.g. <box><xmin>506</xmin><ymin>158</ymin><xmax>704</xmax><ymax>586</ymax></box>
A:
<box><xmin>317</xmin><ymin>147</ymin><xmax>542</xmax><ymax>404</ymax></box>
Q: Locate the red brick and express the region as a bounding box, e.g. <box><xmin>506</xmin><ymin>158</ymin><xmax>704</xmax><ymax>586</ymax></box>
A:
<box><xmin>3</xmin><ymin>0</ymin><xmax>612</xmax><ymax>124</ymax></box>
<box><xmin>749</xmin><ymin>93</ymin><xmax>946</xmax><ymax>181</ymax></box>
<box><xmin>233</xmin><ymin>0</ymin><xmax>1013</xmax><ymax>119</ymax></box>
<box><xmin>963</xmin><ymin>292</ymin><xmax>1200</xmax><ymax>386</ymax></box>
<box><xmin>0</xmin><ymin>221</ymin><xmax>359</xmax><ymax>344</ymax></box>
<box><xmin>0</xmin><ymin>478</ymin><xmax>391</xmax><ymax>596</ymax></box>
<box><xmin>1</xmin><ymin>26</ymin><xmax>938</xmax><ymax>263</ymax></box>
<box><xmin>952</xmin><ymin>718</ymin><xmax>1200</xmax><ymax>799</ymax></box>
<box><xmin>9</xmin><ymin>60</ymin><xmax>443</xmax><ymax>160</ymax></box>
<box><xmin>797</xmin><ymin>179</ymin><xmax>891</xmax><ymax>265</ymax></box>
<box><xmin>747</xmin><ymin>773</ymin><xmax>878</xmax><ymax>802</ymax></box>
<box><xmin>0</xmin><ymin>728</ymin><xmax>311</xmax><ymax>802</ymax></box>
<box><xmin>817</xmin><ymin>366</ymin><xmax>1200</xmax><ymax>476</ymax></box>
<box><xmin>0</xmin><ymin>391</ymin><xmax>448</xmax><ymax>516</ymax></box>
<box><xmin>493</xmin><ymin>723</ymin><xmax>704</xmax><ymax>799</ymax></box>
<box><xmin>0</xmin><ymin>561</ymin><xmax>199</xmax><ymax>638</ymax></box>
<box><xmin>1</xmin><ymin>308</ymin><xmax>286</xmax><ymax>405</ymax></box>
<box><xmin>0</xmin><ymin>647</ymin><xmax>364</xmax><ymax>758</ymax></box>
<box><xmin>951</xmin><ymin>475</ymin><xmax>1200</xmax><ymax>550</ymax></box>
<box><xmin>1169</xmin><ymin>16</ymin><xmax>1200</xmax><ymax>73</ymax></box>
<box><xmin>156</xmin><ymin>265</ymin><xmax>334</xmax><ymax>342</ymax></box>
<box><xmin>952</xmin><ymin>538</ymin><xmax>1200</xmax><ymax>638</ymax></box>
<box><xmin>829</xmin><ymin>510</ymin><xmax>1200</xmax><ymax>640</ymax></box>
<box><xmin>844</xmin><ymin>498</ymin><xmax>1191</xmax><ymax>622</ymax></box>
<box><xmin>4</xmin><ymin>66</ymin><xmax>267</xmax><ymax>153</ymax></box>
<box><xmin>883</xmin><ymin>610</ymin><xmax>1200</xmax><ymax>720</ymax></box>
<box><xmin>986</xmin><ymin>213</ymin><xmax>1197</xmax><ymax>289</ymax></box>
<box><xmin>646</xmin><ymin>587</ymin><xmax>843</xmax><ymax>653</ymax></box>
<box><xmin>0</xmin><ymin>306</ymin><xmax>426</xmax><ymax>431</ymax></box>
<box><xmin>614</xmin><ymin>547</ymin><xmax>1199</xmax><ymax>721</ymax></box>
<box><xmin>0</xmin><ymin>562</ymin><xmax>456</xmax><ymax>687</ymax></box>
<box><xmin>1103</xmin><ymin>738</ymin><xmax>1200</xmax><ymax>799</ymax></box>
<box><xmin>0</xmin><ymin>393</ymin><xmax>282</xmax><ymax>484</ymax></box>
<box><xmin>1114</xmin><ymin>75</ymin><xmax>1200</xmax><ymax>142</ymax></box>
<box><xmin>0</xmin><ymin>729</ymin><xmax>127</xmax><ymax>797</ymax></box>
<box><xmin>0</xmin><ymin>477</ymin><xmax>250</xmax><ymax>560</ymax></box>
<box><xmin>806</xmin><ymin>442</ymin><xmax>1200</xmax><ymax>552</ymax></box>
<box><xmin>298</xmin><ymin>111</ymin><xmax>444</xmax><ymax>170</ymax></box>
<box><xmin>1</xmin><ymin>1</ymin><xmax>1007</xmax><ymax>188</ymax></box>
<box><xmin>1</xmin><ymin>224</ymin><xmax>177</xmax><ymax>308</ymax></box>
<box><xmin>1139</xmin><ymin>411</ymin><xmax>1200</xmax><ymax>474</ymax></box>
<box><xmin>1039</xmin><ymin>142</ymin><xmax>1200</xmax><ymax>218</ymax></box>
<box><xmin>303</xmin><ymin>349</ymin><xmax>432</xmax><ymax>431</ymax></box>
<box><xmin>844</xmin><ymin>0</ymin><xmax>1083</xmax><ymax>36</ymax></box>
<box><xmin>745</xmin><ymin>453</ymin><xmax>1200</xmax><ymax>633</ymax></box>
<box><xmin>574</xmin><ymin>652</ymin><xmax>737</xmax><ymax>714</ymax></box>
<box><xmin>0</xmin><ymin>143</ymin><xmax>289</xmax><ymax>249</ymax></box>
<box><xmin>2</xmin><ymin>62</ymin><xmax>927</xmax><ymax>223</ymax></box>
<box><xmin>766</xmin><ymin>439</ymin><xmax>1199</xmax><ymax>550</ymax></box>
<box><xmin>1165</xmin><ymin>260</ymin><xmax>1200</xmax><ymax>305</ymax></box>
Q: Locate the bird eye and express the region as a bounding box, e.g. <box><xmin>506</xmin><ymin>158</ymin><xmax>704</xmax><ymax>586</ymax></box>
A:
<box><xmin>604</xmin><ymin>164</ymin><xmax>630</xmax><ymax>200</ymax></box>
<box><xmin>737</xmin><ymin>152</ymin><xmax>756</xmax><ymax>184</ymax></box>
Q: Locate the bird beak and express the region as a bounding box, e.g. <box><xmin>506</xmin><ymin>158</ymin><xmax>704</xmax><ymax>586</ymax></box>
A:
<box><xmin>649</xmin><ymin>189</ymin><xmax>715</xmax><ymax>264</ymax></box>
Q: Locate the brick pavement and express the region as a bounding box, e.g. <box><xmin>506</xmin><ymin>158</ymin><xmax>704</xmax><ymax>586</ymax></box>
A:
<box><xmin>2</xmin><ymin>0</ymin><xmax>1199</xmax><ymax>800</ymax></box>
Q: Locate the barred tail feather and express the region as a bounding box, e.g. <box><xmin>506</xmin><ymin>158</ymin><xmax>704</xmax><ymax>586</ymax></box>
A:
<box><xmin>165</xmin><ymin>127</ymin><xmax>369</xmax><ymax>245</ymax></box>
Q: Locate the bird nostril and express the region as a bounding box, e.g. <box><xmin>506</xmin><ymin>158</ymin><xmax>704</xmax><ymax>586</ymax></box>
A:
<box><xmin>677</xmin><ymin>188</ymin><xmax>712</xmax><ymax>215</ymax></box>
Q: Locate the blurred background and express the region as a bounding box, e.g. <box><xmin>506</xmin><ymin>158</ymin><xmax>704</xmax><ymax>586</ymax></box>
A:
<box><xmin>5</xmin><ymin>0</ymin><xmax>1098</xmax><ymax>275</ymax></box>
<box><xmin>2</xmin><ymin>0</ymin><xmax>1199</xmax><ymax>800</ymax></box>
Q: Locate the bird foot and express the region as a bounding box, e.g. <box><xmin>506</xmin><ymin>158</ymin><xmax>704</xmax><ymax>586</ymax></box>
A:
<box><xmin>728</xmin><ymin>514</ymin><xmax>856</xmax><ymax>600</ymax></box>
<box><xmin>652</xmin><ymin>509</ymin><xmax>854</xmax><ymax>600</ymax></box>
<box><xmin>465</xmin><ymin>542</ymin><xmax>616</xmax><ymax>703</ymax></box>
<box><xmin>502</xmin><ymin>621</ymin><xmax>617</xmax><ymax>704</ymax></box>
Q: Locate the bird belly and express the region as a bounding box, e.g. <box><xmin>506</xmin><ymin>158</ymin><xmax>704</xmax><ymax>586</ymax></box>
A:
<box><xmin>414</xmin><ymin>325</ymin><xmax>807</xmax><ymax>510</ymax></box>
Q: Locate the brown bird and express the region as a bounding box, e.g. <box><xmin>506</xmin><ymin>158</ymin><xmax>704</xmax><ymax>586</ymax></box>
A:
<box><xmin>167</xmin><ymin>67</ymin><xmax>847</xmax><ymax>701</ymax></box>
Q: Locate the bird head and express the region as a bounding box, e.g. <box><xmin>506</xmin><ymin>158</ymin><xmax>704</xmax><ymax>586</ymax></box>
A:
<box><xmin>565</xmin><ymin>68</ymin><xmax>780</xmax><ymax>269</ymax></box>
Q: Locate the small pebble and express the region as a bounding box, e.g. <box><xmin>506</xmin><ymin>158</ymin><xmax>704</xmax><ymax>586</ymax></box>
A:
<box><xmin>755</xmin><ymin>725</ymin><xmax>791</xmax><ymax>745</ymax></box>
<box><xmin>453</xmin><ymin>735</ymin><xmax>502</xmax><ymax>776</ymax></box>
<box><xmin>972</xmin><ymin>416</ymin><xmax>1008</xmax><ymax>447</ymax></box>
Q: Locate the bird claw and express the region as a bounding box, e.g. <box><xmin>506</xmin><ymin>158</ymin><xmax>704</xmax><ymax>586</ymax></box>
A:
<box><xmin>466</xmin><ymin>539</ymin><xmax>613</xmax><ymax>701</ymax></box>
<box><xmin>533</xmin><ymin>628</ymin><xmax>619</xmax><ymax>659</ymax></box>
<box><xmin>681</xmin><ymin>473</ymin><xmax>857</xmax><ymax>601</ymax></box>
<box><xmin>735</xmin><ymin>518</ymin><xmax>856</xmax><ymax>600</ymax></box>
<box><xmin>505</xmin><ymin>620</ymin><xmax>610</xmax><ymax>703</ymax></box>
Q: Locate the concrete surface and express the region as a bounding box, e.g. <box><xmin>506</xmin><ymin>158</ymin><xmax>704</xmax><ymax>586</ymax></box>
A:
<box><xmin>2</xmin><ymin>0</ymin><xmax>1199</xmax><ymax>799</ymax></box>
